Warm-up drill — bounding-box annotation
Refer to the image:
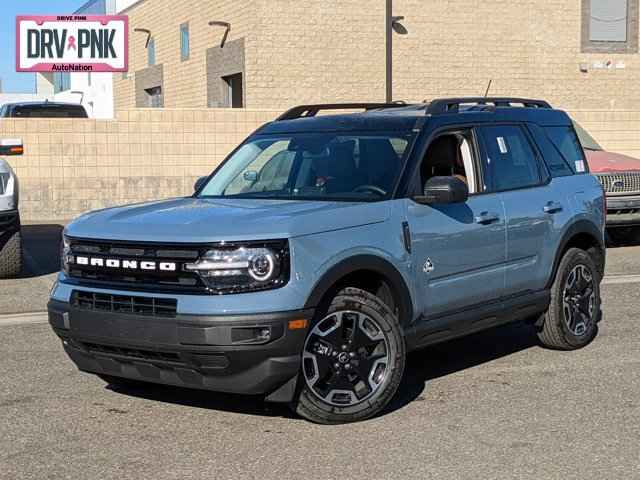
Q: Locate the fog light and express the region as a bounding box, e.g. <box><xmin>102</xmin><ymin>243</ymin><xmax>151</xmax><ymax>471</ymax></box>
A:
<box><xmin>231</xmin><ymin>326</ymin><xmax>272</xmax><ymax>344</ymax></box>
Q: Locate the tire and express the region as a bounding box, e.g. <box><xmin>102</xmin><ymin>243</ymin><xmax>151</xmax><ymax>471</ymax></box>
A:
<box><xmin>0</xmin><ymin>231</ymin><xmax>23</xmax><ymax>278</ymax></box>
<box><xmin>294</xmin><ymin>287</ymin><xmax>405</xmax><ymax>424</ymax></box>
<box><xmin>538</xmin><ymin>248</ymin><xmax>601</xmax><ymax>350</ymax></box>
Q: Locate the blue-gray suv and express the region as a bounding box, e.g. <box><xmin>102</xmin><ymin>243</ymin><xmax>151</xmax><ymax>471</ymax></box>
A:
<box><xmin>48</xmin><ymin>98</ymin><xmax>606</xmax><ymax>424</ymax></box>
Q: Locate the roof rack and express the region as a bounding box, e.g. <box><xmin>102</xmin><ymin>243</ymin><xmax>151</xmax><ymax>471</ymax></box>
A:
<box><xmin>276</xmin><ymin>102</ymin><xmax>407</xmax><ymax>121</ymax></box>
<box><xmin>426</xmin><ymin>97</ymin><xmax>552</xmax><ymax>115</ymax></box>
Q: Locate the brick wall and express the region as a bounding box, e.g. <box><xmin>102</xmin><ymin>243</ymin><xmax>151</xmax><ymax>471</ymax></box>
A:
<box><xmin>0</xmin><ymin>109</ymin><xmax>278</xmax><ymax>221</ymax></box>
<box><xmin>393</xmin><ymin>0</ymin><xmax>640</xmax><ymax>110</ymax></box>
<box><xmin>1</xmin><ymin>108</ymin><xmax>639</xmax><ymax>222</ymax></box>
<box><xmin>114</xmin><ymin>0</ymin><xmax>256</xmax><ymax>111</ymax></box>
<box><xmin>114</xmin><ymin>0</ymin><xmax>640</xmax><ymax>111</ymax></box>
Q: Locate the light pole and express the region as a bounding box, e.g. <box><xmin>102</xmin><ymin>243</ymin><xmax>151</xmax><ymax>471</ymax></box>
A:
<box><xmin>386</xmin><ymin>0</ymin><xmax>405</xmax><ymax>103</ymax></box>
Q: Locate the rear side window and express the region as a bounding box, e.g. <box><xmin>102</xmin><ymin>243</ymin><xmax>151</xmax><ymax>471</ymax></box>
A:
<box><xmin>527</xmin><ymin>124</ymin><xmax>574</xmax><ymax>177</ymax></box>
<box><xmin>479</xmin><ymin>125</ymin><xmax>541</xmax><ymax>191</ymax></box>
<box><xmin>544</xmin><ymin>126</ymin><xmax>587</xmax><ymax>174</ymax></box>
<box><xmin>12</xmin><ymin>105</ymin><xmax>88</xmax><ymax>118</ymax></box>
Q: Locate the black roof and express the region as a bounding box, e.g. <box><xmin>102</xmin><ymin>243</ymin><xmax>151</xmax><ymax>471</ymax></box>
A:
<box><xmin>2</xmin><ymin>101</ymin><xmax>85</xmax><ymax>108</ymax></box>
<box><xmin>258</xmin><ymin>98</ymin><xmax>572</xmax><ymax>135</ymax></box>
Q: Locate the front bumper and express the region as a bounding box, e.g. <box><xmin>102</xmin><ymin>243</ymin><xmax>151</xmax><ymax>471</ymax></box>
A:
<box><xmin>0</xmin><ymin>209</ymin><xmax>19</xmax><ymax>249</ymax></box>
<box><xmin>48</xmin><ymin>299</ymin><xmax>313</xmax><ymax>399</ymax></box>
<box><xmin>606</xmin><ymin>195</ymin><xmax>640</xmax><ymax>227</ymax></box>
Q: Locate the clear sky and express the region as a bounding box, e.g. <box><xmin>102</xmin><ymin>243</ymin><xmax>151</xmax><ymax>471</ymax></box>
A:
<box><xmin>0</xmin><ymin>0</ymin><xmax>82</xmax><ymax>93</ymax></box>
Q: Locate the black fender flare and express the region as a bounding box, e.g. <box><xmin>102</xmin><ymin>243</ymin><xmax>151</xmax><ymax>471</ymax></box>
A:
<box><xmin>546</xmin><ymin>219</ymin><xmax>605</xmax><ymax>288</ymax></box>
<box><xmin>303</xmin><ymin>254</ymin><xmax>414</xmax><ymax>325</ymax></box>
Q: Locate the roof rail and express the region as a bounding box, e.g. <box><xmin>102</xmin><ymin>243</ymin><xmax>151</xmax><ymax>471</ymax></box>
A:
<box><xmin>427</xmin><ymin>97</ymin><xmax>552</xmax><ymax>115</ymax></box>
<box><xmin>276</xmin><ymin>102</ymin><xmax>407</xmax><ymax>121</ymax></box>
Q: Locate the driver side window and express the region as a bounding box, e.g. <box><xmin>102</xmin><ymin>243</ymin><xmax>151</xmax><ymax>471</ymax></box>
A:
<box><xmin>419</xmin><ymin>130</ymin><xmax>480</xmax><ymax>195</ymax></box>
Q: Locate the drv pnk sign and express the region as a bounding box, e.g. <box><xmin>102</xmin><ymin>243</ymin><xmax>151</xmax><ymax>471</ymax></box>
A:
<box><xmin>16</xmin><ymin>15</ymin><xmax>128</xmax><ymax>72</ymax></box>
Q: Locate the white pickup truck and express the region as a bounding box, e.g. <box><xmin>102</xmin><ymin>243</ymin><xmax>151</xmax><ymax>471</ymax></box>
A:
<box><xmin>0</xmin><ymin>139</ymin><xmax>23</xmax><ymax>277</ymax></box>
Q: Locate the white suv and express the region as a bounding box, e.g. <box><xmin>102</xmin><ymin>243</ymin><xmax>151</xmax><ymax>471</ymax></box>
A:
<box><xmin>0</xmin><ymin>139</ymin><xmax>23</xmax><ymax>277</ymax></box>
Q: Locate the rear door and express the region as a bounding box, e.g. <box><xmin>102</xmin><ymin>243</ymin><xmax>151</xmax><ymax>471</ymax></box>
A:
<box><xmin>477</xmin><ymin>124</ymin><xmax>570</xmax><ymax>295</ymax></box>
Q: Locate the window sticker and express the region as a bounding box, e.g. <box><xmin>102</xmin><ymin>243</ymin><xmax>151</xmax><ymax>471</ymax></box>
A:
<box><xmin>575</xmin><ymin>160</ymin><xmax>586</xmax><ymax>173</ymax></box>
<box><xmin>496</xmin><ymin>136</ymin><xmax>508</xmax><ymax>154</ymax></box>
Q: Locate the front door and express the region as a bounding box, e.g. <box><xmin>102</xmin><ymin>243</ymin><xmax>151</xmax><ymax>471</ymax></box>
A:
<box><xmin>406</xmin><ymin>129</ymin><xmax>507</xmax><ymax>320</ymax></box>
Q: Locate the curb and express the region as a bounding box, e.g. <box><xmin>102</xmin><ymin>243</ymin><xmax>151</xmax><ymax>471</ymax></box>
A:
<box><xmin>0</xmin><ymin>311</ymin><xmax>48</xmax><ymax>327</ymax></box>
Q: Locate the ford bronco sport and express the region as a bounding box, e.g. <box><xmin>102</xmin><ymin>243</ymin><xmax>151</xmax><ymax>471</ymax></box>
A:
<box><xmin>49</xmin><ymin>98</ymin><xmax>606</xmax><ymax>424</ymax></box>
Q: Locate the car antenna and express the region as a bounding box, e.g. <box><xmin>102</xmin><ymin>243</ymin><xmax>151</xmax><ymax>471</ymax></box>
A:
<box><xmin>484</xmin><ymin>79</ymin><xmax>492</xmax><ymax>98</ymax></box>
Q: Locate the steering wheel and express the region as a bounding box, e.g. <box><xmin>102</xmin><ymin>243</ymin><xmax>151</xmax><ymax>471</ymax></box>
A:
<box><xmin>353</xmin><ymin>185</ymin><xmax>387</xmax><ymax>197</ymax></box>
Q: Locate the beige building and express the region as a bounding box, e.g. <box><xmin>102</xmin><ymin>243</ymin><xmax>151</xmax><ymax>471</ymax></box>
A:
<box><xmin>115</xmin><ymin>0</ymin><xmax>640</xmax><ymax>111</ymax></box>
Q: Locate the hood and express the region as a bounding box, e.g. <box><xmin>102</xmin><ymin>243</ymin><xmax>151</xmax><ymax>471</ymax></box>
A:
<box><xmin>65</xmin><ymin>197</ymin><xmax>391</xmax><ymax>243</ymax></box>
<box><xmin>584</xmin><ymin>149</ymin><xmax>640</xmax><ymax>173</ymax></box>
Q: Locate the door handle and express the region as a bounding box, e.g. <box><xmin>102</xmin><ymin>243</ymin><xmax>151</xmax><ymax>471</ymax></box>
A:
<box><xmin>475</xmin><ymin>212</ymin><xmax>500</xmax><ymax>224</ymax></box>
<box><xmin>543</xmin><ymin>201</ymin><xmax>563</xmax><ymax>214</ymax></box>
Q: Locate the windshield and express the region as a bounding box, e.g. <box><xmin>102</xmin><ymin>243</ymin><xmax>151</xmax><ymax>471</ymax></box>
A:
<box><xmin>197</xmin><ymin>132</ymin><xmax>414</xmax><ymax>201</ymax></box>
<box><xmin>572</xmin><ymin>121</ymin><xmax>602</xmax><ymax>151</ymax></box>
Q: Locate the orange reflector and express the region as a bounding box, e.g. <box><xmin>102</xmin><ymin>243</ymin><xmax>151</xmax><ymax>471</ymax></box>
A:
<box><xmin>288</xmin><ymin>319</ymin><xmax>308</xmax><ymax>330</ymax></box>
<box><xmin>9</xmin><ymin>146</ymin><xmax>23</xmax><ymax>155</ymax></box>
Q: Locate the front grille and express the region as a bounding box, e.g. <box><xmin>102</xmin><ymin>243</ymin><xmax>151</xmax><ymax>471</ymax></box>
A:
<box><xmin>66</xmin><ymin>238</ymin><xmax>207</xmax><ymax>293</ymax></box>
<box><xmin>72</xmin><ymin>290</ymin><xmax>178</xmax><ymax>318</ymax></box>
<box><xmin>81</xmin><ymin>342</ymin><xmax>182</xmax><ymax>363</ymax></box>
<box><xmin>595</xmin><ymin>172</ymin><xmax>640</xmax><ymax>196</ymax></box>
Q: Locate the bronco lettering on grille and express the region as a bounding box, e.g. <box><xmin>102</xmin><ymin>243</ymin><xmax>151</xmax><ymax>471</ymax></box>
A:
<box><xmin>73</xmin><ymin>256</ymin><xmax>177</xmax><ymax>272</ymax></box>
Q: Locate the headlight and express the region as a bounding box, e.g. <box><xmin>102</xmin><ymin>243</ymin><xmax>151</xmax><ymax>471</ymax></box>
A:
<box><xmin>185</xmin><ymin>241</ymin><xmax>289</xmax><ymax>293</ymax></box>
<box><xmin>61</xmin><ymin>235</ymin><xmax>71</xmax><ymax>273</ymax></box>
<box><xmin>0</xmin><ymin>172</ymin><xmax>9</xmax><ymax>195</ymax></box>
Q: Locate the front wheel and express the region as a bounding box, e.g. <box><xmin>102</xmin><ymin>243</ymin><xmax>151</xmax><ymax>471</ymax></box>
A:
<box><xmin>294</xmin><ymin>287</ymin><xmax>405</xmax><ymax>424</ymax></box>
<box><xmin>538</xmin><ymin>248</ymin><xmax>601</xmax><ymax>350</ymax></box>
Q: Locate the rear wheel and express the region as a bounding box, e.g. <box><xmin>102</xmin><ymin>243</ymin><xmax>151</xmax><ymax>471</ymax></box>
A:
<box><xmin>538</xmin><ymin>248</ymin><xmax>601</xmax><ymax>350</ymax></box>
<box><xmin>0</xmin><ymin>231</ymin><xmax>23</xmax><ymax>278</ymax></box>
<box><xmin>295</xmin><ymin>287</ymin><xmax>405</xmax><ymax>424</ymax></box>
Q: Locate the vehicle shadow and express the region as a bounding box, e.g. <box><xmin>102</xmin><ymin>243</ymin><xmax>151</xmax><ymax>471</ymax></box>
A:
<box><xmin>606</xmin><ymin>228</ymin><xmax>640</xmax><ymax>248</ymax></box>
<box><xmin>105</xmin><ymin>320</ymin><xmax>540</xmax><ymax>422</ymax></box>
<box><xmin>20</xmin><ymin>224</ymin><xmax>64</xmax><ymax>278</ymax></box>
<box><xmin>384</xmin><ymin>321</ymin><xmax>540</xmax><ymax>416</ymax></box>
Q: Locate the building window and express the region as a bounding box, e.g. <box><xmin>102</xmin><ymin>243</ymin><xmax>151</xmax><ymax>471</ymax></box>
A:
<box><xmin>222</xmin><ymin>73</ymin><xmax>243</xmax><ymax>108</ymax></box>
<box><xmin>582</xmin><ymin>0</ymin><xmax>639</xmax><ymax>52</ymax></box>
<box><xmin>145</xmin><ymin>86</ymin><xmax>163</xmax><ymax>107</ymax></box>
<box><xmin>148</xmin><ymin>38</ymin><xmax>156</xmax><ymax>66</ymax></box>
<box><xmin>180</xmin><ymin>23</ymin><xmax>189</xmax><ymax>61</ymax></box>
<box><xmin>53</xmin><ymin>72</ymin><xmax>71</xmax><ymax>93</ymax></box>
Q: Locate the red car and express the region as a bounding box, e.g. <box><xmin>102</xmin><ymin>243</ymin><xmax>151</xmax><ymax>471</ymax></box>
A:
<box><xmin>575</xmin><ymin>122</ymin><xmax>640</xmax><ymax>234</ymax></box>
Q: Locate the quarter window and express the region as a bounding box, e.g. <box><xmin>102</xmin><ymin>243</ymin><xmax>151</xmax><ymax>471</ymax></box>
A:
<box><xmin>479</xmin><ymin>126</ymin><xmax>541</xmax><ymax>191</ymax></box>
<box><xmin>527</xmin><ymin>124</ymin><xmax>574</xmax><ymax>178</ymax></box>
<box><xmin>544</xmin><ymin>126</ymin><xmax>587</xmax><ymax>174</ymax></box>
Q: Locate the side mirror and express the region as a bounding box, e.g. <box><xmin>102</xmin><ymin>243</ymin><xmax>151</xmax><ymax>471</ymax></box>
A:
<box><xmin>243</xmin><ymin>170</ymin><xmax>258</xmax><ymax>183</ymax></box>
<box><xmin>414</xmin><ymin>176</ymin><xmax>469</xmax><ymax>205</ymax></box>
<box><xmin>0</xmin><ymin>138</ymin><xmax>23</xmax><ymax>156</ymax></box>
<box><xmin>194</xmin><ymin>176</ymin><xmax>208</xmax><ymax>193</ymax></box>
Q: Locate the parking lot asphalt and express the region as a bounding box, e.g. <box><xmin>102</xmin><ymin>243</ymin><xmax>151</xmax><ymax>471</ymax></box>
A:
<box><xmin>1</xmin><ymin>226</ymin><xmax>640</xmax><ymax>479</ymax></box>
<box><xmin>0</xmin><ymin>224</ymin><xmax>640</xmax><ymax>480</ymax></box>
<box><xmin>1</xmin><ymin>282</ymin><xmax>639</xmax><ymax>479</ymax></box>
